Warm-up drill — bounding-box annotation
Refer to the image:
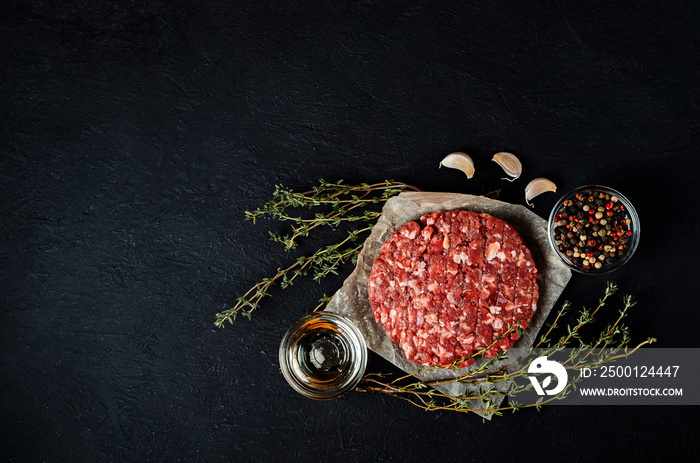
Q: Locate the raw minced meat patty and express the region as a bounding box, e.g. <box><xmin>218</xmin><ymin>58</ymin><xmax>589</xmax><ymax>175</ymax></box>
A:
<box><xmin>367</xmin><ymin>209</ymin><xmax>538</xmax><ymax>367</ymax></box>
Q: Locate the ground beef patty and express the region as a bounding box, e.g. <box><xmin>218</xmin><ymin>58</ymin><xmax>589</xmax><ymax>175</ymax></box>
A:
<box><xmin>367</xmin><ymin>209</ymin><xmax>538</xmax><ymax>367</ymax></box>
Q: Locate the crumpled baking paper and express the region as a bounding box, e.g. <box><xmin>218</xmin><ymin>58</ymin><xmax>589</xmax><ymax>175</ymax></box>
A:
<box><xmin>326</xmin><ymin>192</ymin><xmax>571</xmax><ymax>417</ymax></box>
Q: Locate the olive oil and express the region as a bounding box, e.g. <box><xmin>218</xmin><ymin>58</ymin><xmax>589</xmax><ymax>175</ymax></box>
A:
<box><xmin>296</xmin><ymin>327</ymin><xmax>352</xmax><ymax>383</ymax></box>
<box><xmin>279</xmin><ymin>312</ymin><xmax>367</xmax><ymax>400</ymax></box>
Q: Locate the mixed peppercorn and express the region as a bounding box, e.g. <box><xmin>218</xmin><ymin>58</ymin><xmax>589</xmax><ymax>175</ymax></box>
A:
<box><xmin>553</xmin><ymin>189</ymin><xmax>633</xmax><ymax>270</ymax></box>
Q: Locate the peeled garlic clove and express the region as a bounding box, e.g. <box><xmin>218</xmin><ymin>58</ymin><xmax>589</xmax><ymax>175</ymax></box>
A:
<box><xmin>525</xmin><ymin>178</ymin><xmax>557</xmax><ymax>207</ymax></box>
<box><xmin>439</xmin><ymin>152</ymin><xmax>475</xmax><ymax>179</ymax></box>
<box><xmin>492</xmin><ymin>152</ymin><xmax>522</xmax><ymax>181</ymax></box>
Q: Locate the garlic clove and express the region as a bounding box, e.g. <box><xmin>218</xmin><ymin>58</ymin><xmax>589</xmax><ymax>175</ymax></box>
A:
<box><xmin>525</xmin><ymin>178</ymin><xmax>557</xmax><ymax>207</ymax></box>
<box><xmin>492</xmin><ymin>152</ymin><xmax>522</xmax><ymax>181</ymax></box>
<box><xmin>439</xmin><ymin>152</ymin><xmax>475</xmax><ymax>179</ymax></box>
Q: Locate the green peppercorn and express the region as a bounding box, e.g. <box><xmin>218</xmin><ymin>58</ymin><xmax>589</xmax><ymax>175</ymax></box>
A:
<box><xmin>554</xmin><ymin>188</ymin><xmax>633</xmax><ymax>271</ymax></box>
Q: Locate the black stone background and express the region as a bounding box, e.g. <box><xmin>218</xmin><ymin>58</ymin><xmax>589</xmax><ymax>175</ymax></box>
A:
<box><xmin>1</xmin><ymin>1</ymin><xmax>699</xmax><ymax>461</ymax></box>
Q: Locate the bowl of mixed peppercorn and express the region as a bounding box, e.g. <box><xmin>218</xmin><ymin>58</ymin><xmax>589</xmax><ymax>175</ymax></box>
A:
<box><xmin>548</xmin><ymin>185</ymin><xmax>640</xmax><ymax>274</ymax></box>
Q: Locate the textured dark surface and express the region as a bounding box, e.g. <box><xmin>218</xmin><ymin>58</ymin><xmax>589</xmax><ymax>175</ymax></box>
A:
<box><xmin>1</xmin><ymin>1</ymin><xmax>699</xmax><ymax>461</ymax></box>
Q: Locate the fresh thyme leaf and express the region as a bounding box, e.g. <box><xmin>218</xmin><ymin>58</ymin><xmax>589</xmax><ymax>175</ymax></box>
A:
<box><xmin>214</xmin><ymin>180</ymin><xmax>420</xmax><ymax>326</ymax></box>
<box><xmin>356</xmin><ymin>283</ymin><xmax>654</xmax><ymax>416</ymax></box>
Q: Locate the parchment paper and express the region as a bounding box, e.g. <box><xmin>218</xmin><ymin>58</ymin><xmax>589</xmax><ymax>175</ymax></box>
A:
<box><xmin>326</xmin><ymin>192</ymin><xmax>572</xmax><ymax>416</ymax></box>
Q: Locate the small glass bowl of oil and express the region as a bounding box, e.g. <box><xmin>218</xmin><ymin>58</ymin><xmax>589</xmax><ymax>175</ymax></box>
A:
<box><xmin>279</xmin><ymin>311</ymin><xmax>367</xmax><ymax>400</ymax></box>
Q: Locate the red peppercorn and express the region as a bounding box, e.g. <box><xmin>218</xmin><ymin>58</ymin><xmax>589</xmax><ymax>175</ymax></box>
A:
<box><xmin>553</xmin><ymin>188</ymin><xmax>633</xmax><ymax>271</ymax></box>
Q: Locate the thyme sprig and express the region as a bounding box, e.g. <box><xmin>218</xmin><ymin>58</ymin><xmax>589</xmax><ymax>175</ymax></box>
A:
<box><xmin>536</xmin><ymin>281</ymin><xmax>619</xmax><ymax>349</ymax></box>
<box><xmin>215</xmin><ymin>180</ymin><xmax>420</xmax><ymax>327</ymax></box>
<box><xmin>246</xmin><ymin>180</ymin><xmax>421</xmax><ymax>251</ymax></box>
<box><xmin>357</xmin><ymin>282</ymin><xmax>655</xmax><ymax>416</ymax></box>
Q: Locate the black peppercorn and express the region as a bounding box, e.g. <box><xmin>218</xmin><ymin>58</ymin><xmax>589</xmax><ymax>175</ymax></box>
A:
<box><xmin>553</xmin><ymin>188</ymin><xmax>633</xmax><ymax>271</ymax></box>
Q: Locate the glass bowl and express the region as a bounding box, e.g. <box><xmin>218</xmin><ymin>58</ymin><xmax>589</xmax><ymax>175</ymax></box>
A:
<box><xmin>548</xmin><ymin>185</ymin><xmax>640</xmax><ymax>274</ymax></box>
<box><xmin>279</xmin><ymin>311</ymin><xmax>367</xmax><ymax>400</ymax></box>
